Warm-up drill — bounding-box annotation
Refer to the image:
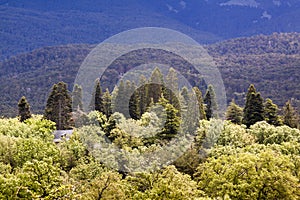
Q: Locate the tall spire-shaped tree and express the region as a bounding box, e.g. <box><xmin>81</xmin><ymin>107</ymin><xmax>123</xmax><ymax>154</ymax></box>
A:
<box><xmin>193</xmin><ymin>87</ymin><xmax>206</xmax><ymax>120</ymax></box>
<box><xmin>72</xmin><ymin>84</ymin><xmax>83</xmax><ymax>111</ymax></box>
<box><xmin>149</xmin><ymin>67</ymin><xmax>164</xmax><ymax>103</ymax></box>
<box><xmin>102</xmin><ymin>88</ymin><xmax>112</xmax><ymax>118</ymax></box>
<box><xmin>44</xmin><ymin>82</ymin><xmax>72</xmax><ymax>130</ymax></box>
<box><xmin>18</xmin><ymin>96</ymin><xmax>32</xmax><ymax>122</ymax></box>
<box><xmin>283</xmin><ymin>100</ymin><xmax>298</xmax><ymax>128</ymax></box>
<box><xmin>263</xmin><ymin>98</ymin><xmax>282</xmax><ymax>126</ymax></box>
<box><xmin>204</xmin><ymin>90</ymin><xmax>212</xmax><ymax>120</ymax></box>
<box><xmin>94</xmin><ymin>79</ymin><xmax>103</xmax><ymax>113</ymax></box>
<box><xmin>243</xmin><ymin>84</ymin><xmax>264</xmax><ymax>128</ymax></box>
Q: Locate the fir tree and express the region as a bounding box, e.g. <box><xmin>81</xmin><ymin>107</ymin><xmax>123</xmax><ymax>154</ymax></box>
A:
<box><xmin>18</xmin><ymin>96</ymin><xmax>32</xmax><ymax>122</ymax></box>
<box><xmin>193</xmin><ymin>87</ymin><xmax>206</xmax><ymax>120</ymax></box>
<box><xmin>44</xmin><ymin>82</ymin><xmax>72</xmax><ymax>130</ymax></box>
<box><xmin>263</xmin><ymin>98</ymin><xmax>282</xmax><ymax>126</ymax></box>
<box><xmin>102</xmin><ymin>88</ymin><xmax>112</xmax><ymax>118</ymax></box>
<box><xmin>243</xmin><ymin>84</ymin><xmax>264</xmax><ymax>128</ymax></box>
<box><xmin>283</xmin><ymin>100</ymin><xmax>298</xmax><ymax>128</ymax></box>
<box><xmin>149</xmin><ymin>67</ymin><xmax>164</xmax><ymax>103</ymax></box>
<box><xmin>207</xmin><ymin>85</ymin><xmax>218</xmax><ymax>118</ymax></box>
<box><xmin>204</xmin><ymin>90</ymin><xmax>212</xmax><ymax>120</ymax></box>
<box><xmin>94</xmin><ymin>79</ymin><xmax>103</xmax><ymax>113</ymax></box>
<box><xmin>113</xmin><ymin>80</ymin><xmax>128</xmax><ymax>117</ymax></box>
<box><xmin>138</xmin><ymin>75</ymin><xmax>149</xmax><ymax>117</ymax></box>
<box><xmin>72</xmin><ymin>84</ymin><xmax>83</xmax><ymax>111</ymax></box>
<box><xmin>225</xmin><ymin>99</ymin><xmax>243</xmax><ymax>124</ymax></box>
<box><xmin>157</xmin><ymin>96</ymin><xmax>181</xmax><ymax>141</ymax></box>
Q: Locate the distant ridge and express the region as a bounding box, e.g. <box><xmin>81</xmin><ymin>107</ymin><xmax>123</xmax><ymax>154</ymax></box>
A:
<box><xmin>0</xmin><ymin>33</ymin><xmax>300</xmax><ymax>116</ymax></box>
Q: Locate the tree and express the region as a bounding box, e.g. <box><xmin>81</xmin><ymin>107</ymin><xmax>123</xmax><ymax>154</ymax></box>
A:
<box><xmin>18</xmin><ymin>96</ymin><xmax>31</xmax><ymax>122</ymax></box>
<box><xmin>113</xmin><ymin>80</ymin><xmax>128</xmax><ymax>117</ymax></box>
<box><xmin>102</xmin><ymin>88</ymin><xmax>112</xmax><ymax>118</ymax></box>
<box><xmin>207</xmin><ymin>85</ymin><xmax>218</xmax><ymax>118</ymax></box>
<box><xmin>157</xmin><ymin>96</ymin><xmax>181</xmax><ymax>141</ymax></box>
<box><xmin>94</xmin><ymin>79</ymin><xmax>103</xmax><ymax>113</ymax></box>
<box><xmin>72</xmin><ymin>84</ymin><xmax>83</xmax><ymax>111</ymax></box>
<box><xmin>243</xmin><ymin>84</ymin><xmax>264</xmax><ymax>128</ymax></box>
<box><xmin>263</xmin><ymin>98</ymin><xmax>282</xmax><ymax>126</ymax></box>
<box><xmin>193</xmin><ymin>87</ymin><xmax>206</xmax><ymax>120</ymax></box>
<box><xmin>225</xmin><ymin>99</ymin><xmax>243</xmax><ymax>124</ymax></box>
<box><xmin>283</xmin><ymin>100</ymin><xmax>298</xmax><ymax>128</ymax></box>
<box><xmin>148</xmin><ymin>67</ymin><xmax>164</xmax><ymax>103</ymax></box>
<box><xmin>204</xmin><ymin>90</ymin><xmax>212</xmax><ymax>120</ymax></box>
<box><xmin>165</xmin><ymin>67</ymin><xmax>179</xmax><ymax>106</ymax></box>
<box><xmin>44</xmin><ymin>82</ymin><xmax>72</xmax><ymax>130</ymax></box>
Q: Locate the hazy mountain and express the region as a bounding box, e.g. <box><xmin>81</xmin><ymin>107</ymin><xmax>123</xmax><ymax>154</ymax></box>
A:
<box><xmin>1</xmin><ymin>0</ymin><xmax>300</xmax><ymax>60</ymax></box>
<box><xmin>1</xmin><ymin>33</ymin><xmax>299</xmax><ymax>116</ymax></box>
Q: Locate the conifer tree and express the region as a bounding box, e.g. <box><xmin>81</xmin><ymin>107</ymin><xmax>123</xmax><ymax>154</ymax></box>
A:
<box><xmin>263</xmin><ymin>98</ymin><xmax>282</xmax><ymax>126</ymax></box>
<box><xmin>165</xmin><ymin>68</ymin><xmax>178</xmax><ymax>105</ymax></box>
<box><xmin>243</xmin><ymin>84</ymin><xmax>264</xmax><ymax>128</ymax></box>
<box><xmin>157</xmin><ymin>96</ymin><xmax>180</xmax><ymax>141</ymax></box>
<box><xmin>94</xmin><ymin>79</ymin><xmax>103</xmax><ymax>113</ymax></box>
<box><xmin>18</xmin><ymin>96</ymin><xmax>32</xmax><ymax>122</ymax></box>
<box><xmin>204</xmin><ymin>90</ymin><xmax>212</xmax><ymax>120</ymax></box>
<box><xmin>225</xmin><ymin>99</ymin><xmax>243</xmax><ymax>124</ymax></box>
<box><xmin>44</xmin><ymin>82</ymin><xmax>72</xmax><ymax>130</ymax></box>
<box><xmin>113</xmin><ymin>80</ymin><xmax>128</xmax><ymax>117</ymax></box>
<box><xmin>102</xmin><ymin>88</ymin><xmax>112</xmax><ymax>118</ymax></box>
<box><xmin>72</xmin><ymin>84</ymin><xmax>83</xmax><ymax>111</ymax></box>
<box><xmin>283</xmin><ymin>100</ymin><xmax>298</xmax><ymax>128</ymax></box>
<box><xmin>193</xmin><ymin>87</ymin><xmax>206</xmax><ymax>120</ymax></box>
<box><xmin>207</xmin><ymin>85</ymin><xmax>218</xmax><ymax>118</ymax></box>
<box><xmin>138</xmin><ymin>75</ymin><xmax>149</xmax><ymax>117</ymax></box>
<box><xmin>149</xmin><ymin>67</ymin><xmax>164</xmax><ymax>103</ymax></box>
<box><xmin>129</xmin><ymin>82</ymin><xmax>140</xmax><ymax>119</ymax></box>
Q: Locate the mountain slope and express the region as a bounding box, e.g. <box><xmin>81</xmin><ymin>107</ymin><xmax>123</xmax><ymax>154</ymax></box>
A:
<box><xmin>1</xmin><ymin>33</ymin><xmax>300</xmax><ymax>116</ymax></box>
<box><xmin>1</xmin><ymin>0</ymin><xmax>300</xmax><ymax>60</ymax></box>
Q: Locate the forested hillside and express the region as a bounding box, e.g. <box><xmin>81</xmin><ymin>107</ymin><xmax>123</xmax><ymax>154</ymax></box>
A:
<box><xmin>1</xmin><ymin>33</ymin><xmax>300</xmax><ymax>116</ymax></box>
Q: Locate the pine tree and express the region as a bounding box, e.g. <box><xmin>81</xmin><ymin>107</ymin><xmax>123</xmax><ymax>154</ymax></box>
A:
<box><xmin>204</xmin><ymin>90</ymin><xmax>212</xmax><ymax>120</ymax></box>
<box><xmin>149</xmin><ymin>67</ymin><xmax>164</xmax><ymax>103</ymax></box>
<box><xmin>264</xmin><ymin>98</ymin><xmax>282</xmax><ymax>126</ymax></box>
<box><xmin>102</xmin><ymin>88</ymin><xmax>112</xmax><ymax>118</ymax></box>
<box><xmin>128</xmin><ymin>82</ymin><xmax>140</xmax><ymax>120</ymax></box>
<box><xmin>44</xmin><ymin>82</ymin><xmax>72</xmax><ymax>130</ymax></box>
<box><xmin>193</xmin><ymin>87</ymin><xmax>206</xmax><ymax>120</ymax></box>
<box><xmin>113</xmin><ymin>80</ymin><xmax>128</xmax><ymax>117</ymax></box>
<box><xmin>243</xmin><ymin>84</ymin><xmax>264</xmax><ymax>128</ymax></box>
<box><xmin>138</xmin><ymin>75</ymin><xmax>148</xmax><ymax>117</ymax></box>
<box><xmin>283</xmin><ymin>100</ymin><xmax>298</xmax><ymax>128</ymax></box>
<box><xmin>72</xmin><ymin>84</ymin><xmax>83</xmax><ymax>111</ymax></box>
<box><xmin>225</xmin><ymin>99</ymin><xmax>243</xmax><ymax>124</ymax></box>
<box><xmin>157</xmin><ymin>96</ymin><xmax>180</xmax><ymax>141</ymax></box>
<box><xmin>18</xmin><ymin>96</ymin><xmax>32</xmax><ymax>122</ymax></box>
<box><xmin>207</xmin><ymin>85</ymin><xmax>218</xmax><ymax>118</ymax></box>
<box><xmin>94</xmin><ymin>79</ymin><xmax>103</xmax><ymax>113</ymax></box>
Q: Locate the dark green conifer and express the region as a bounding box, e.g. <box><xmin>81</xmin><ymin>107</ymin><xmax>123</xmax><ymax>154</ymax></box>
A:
<box><xmin>94</xmin><ymin>79</ymin><xmax>103</xmax><ymax>113</ymax></box>
<box><xmin>102</xmin><ymin>88</ymin><xmax>112</xmax><ymax>118</ymax></box>
<box><xmin>264</xmin><ymin>98</ymin><xmax>282</xmax><ymax>126</ymax></box>
<box><xmin>243</xmin><ymin>84</ymin><xmax>264</xmax><ymax>128</ymax></box>
<box><xmin>18</xmin><ymin>96</ymin><xmax>32</xmax><ymax>122</ymax></box>
<box><xmin>157</xmin><ymin>96</ymin><xmax>181</xmax><ymax>141</ymax></box>
<box><xmin>44</xmin><ymin>82</ymin><xmax>72</xmax><ymax>130</ymax></box>
<box><xmin>225</xmin><ymin>99</ymin><xmax>243</xmax><ymax>124</ymax></box>
<box><xmin>193</xmin><ymin>87</ymin><xmax>206</xmax><ymax>120</ymax></box>
<box><xmin>204</xmin><ymin>90</ymin><xmax>212</xmax><ymax>120</ymax></box>
<box><xmin>283</xmin><ymin>100</ymin><xmax>298</xmax><ymax>128</ymax></box>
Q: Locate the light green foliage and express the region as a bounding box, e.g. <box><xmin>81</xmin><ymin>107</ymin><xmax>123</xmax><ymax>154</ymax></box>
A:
<box><xmin>79</xmin><ymin>171</ymin><xmax>126</xmax><ymax>200</ymax></box>
<box><xmin>249</xmin><ymin>121</ymin><xmax>300</xmax><ymax>144</ymax></box>
<box><xmin>195</xmin><ymin>150</ymin><xmax>300</xmax><ymax>199</ymax></box>
<box><xmin>217</xmin><ymin>121</ymin><xmax>255</xmax><ymax>147</ymax></box>
<box><xmin>0</xmin><ymin>115</ymin><xmax>55</xmax><ymax>141</ymax></box>
<box><xmin>128</xmin><ymin>166</ymin><xmax>202</xmax><ymax>199</ymax></box>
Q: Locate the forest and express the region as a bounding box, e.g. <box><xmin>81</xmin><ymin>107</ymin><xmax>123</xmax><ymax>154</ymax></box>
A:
<box><xmin>1</xmin><ymin>65</ymin><xmax>300</xmax><ymax>199</ymax></box>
